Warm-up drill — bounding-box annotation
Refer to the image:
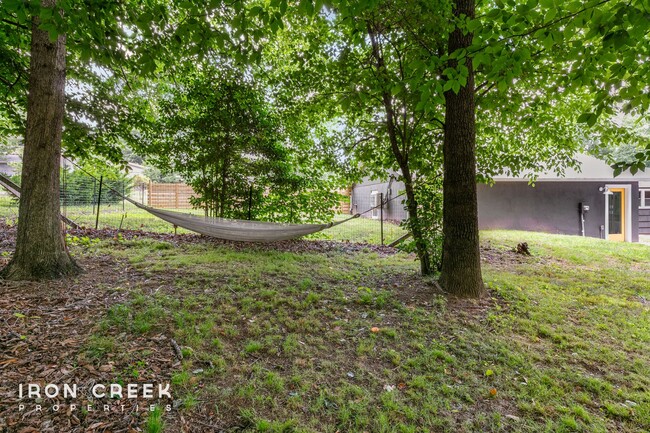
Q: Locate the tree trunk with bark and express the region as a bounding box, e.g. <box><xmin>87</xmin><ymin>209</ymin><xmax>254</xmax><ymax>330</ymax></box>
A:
<box><xmin>439</xmin><ymin>0</ymin><xmax>484</xmax><ymax>297</ymax></box>
<box><xmin>1</xmin><ymin>2</ymin><xmax>81</xmax><ymax>280</ymax></box>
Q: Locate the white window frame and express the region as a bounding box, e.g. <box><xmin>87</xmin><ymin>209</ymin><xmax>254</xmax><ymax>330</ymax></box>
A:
<box><xmin>370</xmin><ymin>190</ymin><xmax>380</xmax><ymax>219</ymax></box>
<box><xmin>640</xmin><ymin>189</ymin><xmax>650</xmax><ymax>209</ymax></box>
<box><xmin>604</xmin><ymin>184</ymin><xmax>632</xmax><ymax>242</ymax></box>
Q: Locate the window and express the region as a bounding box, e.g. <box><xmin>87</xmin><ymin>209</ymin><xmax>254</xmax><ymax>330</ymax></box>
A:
<box><xmin>370</xmin><ymin>191</ymin><xmax>380</xmax><ymax>219</ymax></box>
<box><xmin>640</xmin><ymin>189</ymin><xmax>650</xmax><ymax>209</ymax></box>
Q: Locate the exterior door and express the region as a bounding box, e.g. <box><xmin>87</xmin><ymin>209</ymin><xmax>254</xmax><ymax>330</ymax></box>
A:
<box><xmin>608</xmin><ymin>188</ymin><xmax>625</xmax><ymax>242</ymax></box>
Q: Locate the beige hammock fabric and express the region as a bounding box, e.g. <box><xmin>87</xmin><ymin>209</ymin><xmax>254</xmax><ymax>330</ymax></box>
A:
<box><xmin>128</xmin><ymin>199</ymin><xmax>358</xmax><ymax>242</ymax></box>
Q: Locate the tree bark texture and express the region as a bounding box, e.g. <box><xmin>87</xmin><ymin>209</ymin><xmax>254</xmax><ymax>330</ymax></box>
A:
<box><xmin>439</xmin><ymin>0</ymin><xmax>485</xmax><ymax>297</ymax></box>
<box><xmin>1</xmin><ymin>1</ymin><xmax>81</xmax><ymax>280</ymax></box>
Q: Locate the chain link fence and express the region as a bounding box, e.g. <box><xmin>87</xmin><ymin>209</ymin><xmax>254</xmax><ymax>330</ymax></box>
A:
<box><xmin>0</xmin><ymin>169</ymin><xmax>408</xmax><ymax>245</ymax></box>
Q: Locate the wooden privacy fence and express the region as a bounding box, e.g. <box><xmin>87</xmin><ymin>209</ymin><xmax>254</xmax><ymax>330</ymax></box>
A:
<box><xmin>147</xmin><ymin>182</ymin><xmax>195</xmax><ymax>209</ymax></box>
<box><xmin>146</xmin><ymin>182</ymin><xmax>352</xmax><ymax>212</ymax></box>
<box><xmin>336</xmin><ymin>187</ymin><xmax>351</xmax><ymax>214</ymax></box>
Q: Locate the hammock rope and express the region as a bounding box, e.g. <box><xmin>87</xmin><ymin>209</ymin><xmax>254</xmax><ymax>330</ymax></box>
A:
<box><xmin>0</xmin><ymin>172</ymin><xmax>81</xmax><ymax>229</ymax></box>
<box><xmin>66</xmin><ymin>160</ymin><xmax>404</xmax><ymax>242</ymax></box>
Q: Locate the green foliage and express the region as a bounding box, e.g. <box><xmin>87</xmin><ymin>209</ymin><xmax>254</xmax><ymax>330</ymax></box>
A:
<box><xmin>0</xmin><ymin>0</ymin><xmax>288</xmax><ymax>165</ymax></box>
<box><xmin>400</xmin><ymin>176</ymin><xmax>444</xmax><ymax>270</ymax></box>
<box><xmin>145</xmin><ymin>406</ymin><xmax>165</xmax><ymax>433</ymax></box>
<box><xmin>61</xmin><ymin>168</ymin><xmax>131</xmax><ymax>206</ymax></box>
<box><xmin>135</xmin><ymin>65</ymin><xmax>341</xmax><ymax>223</ymax></box>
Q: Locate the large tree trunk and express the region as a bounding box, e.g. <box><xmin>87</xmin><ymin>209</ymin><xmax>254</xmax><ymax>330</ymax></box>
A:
<box><xmin>1</xmin><ymin>2</ymin><xmax>81</xmax><ymax>280</ymax></box>
<box><xmin>439</xmin><ymin>0</ymin><xmax>484</xmax><ymax>297</ymax></box>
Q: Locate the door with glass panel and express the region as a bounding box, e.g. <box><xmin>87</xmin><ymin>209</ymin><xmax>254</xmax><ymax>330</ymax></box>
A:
<box><xmin>607</xmin><ymin>188</ymin><xmax>625</xmax><ymax>242</ymax></box>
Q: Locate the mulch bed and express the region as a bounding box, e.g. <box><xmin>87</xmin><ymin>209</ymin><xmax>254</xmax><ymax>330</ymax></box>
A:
<box><xmin>0</xmin><ymin>254</ymin><xmax>169</xmax><ymax>433</ymax></box>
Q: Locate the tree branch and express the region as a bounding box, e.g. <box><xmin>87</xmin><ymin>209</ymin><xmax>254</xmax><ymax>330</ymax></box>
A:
<box><xmin>1</xmin><ymin>18</ymin><xmax>29</xmax><ymax>30</ymax></box>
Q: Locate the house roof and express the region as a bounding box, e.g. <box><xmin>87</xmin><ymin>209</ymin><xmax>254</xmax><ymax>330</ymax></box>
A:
<box><xmin>0</xmin><ymin>154</ymin><xmax>21</xmax><ymax>164</ymax></box>
<box><xmin>494</xmin><ymin>154</ymin><xmax>650</xmax><ymax>185</ymax></box>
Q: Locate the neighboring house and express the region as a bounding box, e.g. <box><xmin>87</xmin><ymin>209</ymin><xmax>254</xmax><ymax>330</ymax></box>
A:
<box><xmin>127</xmin><ymin>162</ymin><xmax>146</xmax><ymax>177</ymax></box>
<box><xmin>478</xmin><ymin>154</ymin><xmax>649</xmax><ymax>242</ymax></box>
<box><xmin>2</xmin><ymin>155</ymin><xmax>147</xmax><ymax>178</ymax></box>
<box><xmin>0</xmin><ymin>154</ymin><xmax>21</xmax><ymax>176</ymax></box>
<box><xmin>350</xmin><ymin>173</ymin><xmax>408</xmax><ymax>222</ymax></box>
<box><xmin>351</xmin><ymin>154</ymin><xmax>650</xmax><ymax>242</ymax></box>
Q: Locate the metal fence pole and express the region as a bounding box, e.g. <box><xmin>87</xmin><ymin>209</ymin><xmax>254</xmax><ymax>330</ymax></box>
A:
<box><xmin>61</xmin><ymin>166</ymin><xmax>66</xmax><ymax>221</ymax></box>
<box><xmin>380</xmin><ymin>192</ymin><xmax>384</xmax><ymax>245</ymax></box>
<box><xmin>95</xmin><ymin>175</ymin><xmax>103</xmax><ymax>230</ymax></box>
<box><xmin>247</xmin><ymin>184</ymin><xmax>253</xmax><ymax>220</ymax></box>
<box><xmin>92</xmin><ymin>178</ymin><xmax>97</xmax><ymax>215</ymax></box>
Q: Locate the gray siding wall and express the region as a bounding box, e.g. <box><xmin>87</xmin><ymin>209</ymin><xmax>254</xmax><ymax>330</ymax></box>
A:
<box><xmin>478</xmin><ymin>181</ymin><xmax>640</xmax><ymax>242</ymax></box>
<box><xmin>350</xmin><ymin>178</ymin><xmax>408</xmax><ymax>222</ymax></box>
<box><xmin>640</xmin><ymin>209</ymin><xmax>650</xmax><ymax>235</ymax></box>
<box><xmin>0</xmin><ymin>162</ymin><xmax>15</xmax><ymax>176</ymax></box>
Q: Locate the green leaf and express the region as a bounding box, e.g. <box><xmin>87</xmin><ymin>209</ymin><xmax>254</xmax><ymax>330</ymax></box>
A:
<box><xmin>577</xmin><ymin>112</ymin><xmax>598</xmax><ymax>127</ymax></box>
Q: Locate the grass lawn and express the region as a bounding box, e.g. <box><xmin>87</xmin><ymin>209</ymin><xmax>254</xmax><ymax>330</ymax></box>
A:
<box><xmin>40</xmin><ymin>229</ymin><xmax>646</xmax><ymax>432</ymax></box>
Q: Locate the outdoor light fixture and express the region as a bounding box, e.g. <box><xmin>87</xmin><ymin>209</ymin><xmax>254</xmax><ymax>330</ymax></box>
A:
<box><xmin>599</xmin><ymin>186</ymin><xmax>613</xmax><ymax>195</ymax></box>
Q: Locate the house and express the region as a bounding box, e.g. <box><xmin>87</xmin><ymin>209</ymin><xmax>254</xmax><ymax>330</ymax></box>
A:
<box><xmin>0</xmin><ymin>154</ymin><xmax>21</xmax><ymax>176</ymax></box>
<box><xmin>478</xmin><ymin>154</ymin><xmax>649</xmax><ymax>242</ymax></box>
<box><xmin>349</xmin><ymin>173</ymin><xmax>408</xmax><ymax>222</ymax></box>
<box><xmin>1</xmin><ymin>154</ymin><xmax>147</xmax><ymax>178</ymax></box>
<box><xmin>350</xmin><ymin>154</ymin><xmax>650</xmax><ymax>242</ymax></box>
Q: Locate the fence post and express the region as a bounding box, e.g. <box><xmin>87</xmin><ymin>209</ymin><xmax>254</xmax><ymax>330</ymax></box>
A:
<box><xmin>247</xmin><ymin>184</ymin><xmax>253</xmax><ymax>220</ymax></box>
<box><xmin>61</xmin><ymin>166</ymin><xmax>66</xmax><ymax>221</ymax></box>
<box><xmin>380</xmin><ymin>192</ymin><xmax>384</xmax><ymax>246</ymax></box>
<box><xmin>92</xmin><ymin>178</ymin><xmax>96</xmax><ymax>215</ymax></box>
<box><xmin>95</xmin><ymin>175</ymin><xmax>103</xmax><ymax>230</ymax></box>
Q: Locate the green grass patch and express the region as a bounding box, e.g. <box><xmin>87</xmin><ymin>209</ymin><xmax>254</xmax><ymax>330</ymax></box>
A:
<box><xmin>82</xmin><ymin>230</ymin><xmax>650</xmax><ymax>432</ymax></box>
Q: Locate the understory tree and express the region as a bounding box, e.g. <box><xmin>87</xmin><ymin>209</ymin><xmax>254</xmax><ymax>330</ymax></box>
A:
<box><xmin>318</xmin><ymin>0</ymin><xmax>452</xmax><ymax>275</ymax></box>
<box><xmin>137</xmin><ymin>65</ymin><xmax>341</xmax><ymax>222</ymax></box>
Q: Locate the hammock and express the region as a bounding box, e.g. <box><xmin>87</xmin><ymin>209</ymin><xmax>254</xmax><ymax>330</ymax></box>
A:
<box><xmin>65</xmin><ymin>159</ymin><xmax>395</xmax><ymax>243</ymax></box>
<box><xmin>127</xmin><ymin>198</ymin><xmax>358</xmax><ymax>242</ymax></box>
